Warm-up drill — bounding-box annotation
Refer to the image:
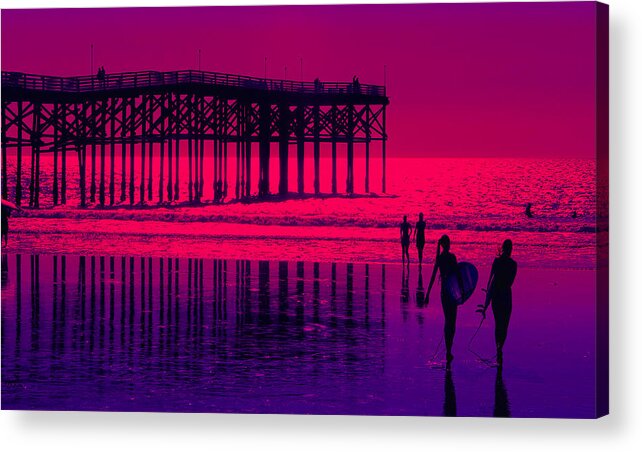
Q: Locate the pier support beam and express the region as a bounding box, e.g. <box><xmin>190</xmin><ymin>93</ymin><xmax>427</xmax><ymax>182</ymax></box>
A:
<box><xmin>188</xmin><ymin>94</ymin><xmax>194</xmax><ymax>203</ymax></box>
<box><xmin>129</xmin><ymin>98</ymin><xmax>135</xmax><ymax>205</ymax></box>
<box><xmin>331</xmin><ymin>105</ymin><xmax>337</xmax><ymax>195</ymax></box>
<box><xmin>278</xmin><ymin>104</ymin><xmax>289</xmax><ymax>196</ymax></box>
<box><xmin>167</xmin><ymin>94</ymin><xmax>173</xmax><ymax>202</ymax></box>
<box><xmin>313</xmin><ymin>105</ymin><xmax>320</xmax><ymax>195</ymax></box>
<box><xmin>245</xmin><ymin>140</ymin><xmax>252</xmax><ymax>198</ymax></box>
<box><xmin>382</xmin><ymin>105</ymin><xmax>387</xmax><ymax>193</ymax></box>
<box><xmin>52</xmin><ymin>103</ymin><xmax>60</xmax><ymax>205</ymax></box>
<box><xmin>147</xmin><ymin>99</ymin><xmax>154</xmax><ymax>203</ymax></box>
<box><xmin>90</xmin><ymin>101</ymin><xmax>97</xmax><ymax>204</ymax></box>
<box><xmin>120</xmin><ymin>99</ymin><xmax>127</xmax><ymax>203</ymax></box>
<box><xmin>110</xmin><ymin>99</ymin><xmax>116</xmax><ymax>206</ymax></box>
<box><xmin>79</xmin><ymin>144</ymin><xmax>87</xmax><ymax>208</ymax></box>
<box><xmin>365</xmin><ymin>106</ymin><xmax>370</xmax><ymax>193</ymax></box>
<box><xmin>346</xmin><ymin>104</ymin><xmax>354</xmax><ymax>194</ymax></box>
<box><xmin>30</xmin><ymin>103</ymin><xmax>42</xmax><ymax>208</ymax></box>
<box><xmin>174</xmin><ymin>93</ymin><xmax>180</xmax><ymax>201</ymax></box>
<box><xmin>61</xmin><ymin>104</ymin><xmax>67</xmax><ymax>205</ymax></box>
<box><xmin>16</xmin><ymin>101</ymin><xmax>24</xmax><ymax>206</ymax></box>
<box><xmin>235</xmin><ymin>133</ymin><xmax>241</xmax><ymax>199</ymax></box>
<box><xmin>221</xmin><ymin>99</ymin><xmax>229</xmax><ymax>201</ymax></box>
<box><xmin>258</xmin><ymin>102</ymin><xmax>270</xmax><ymax>197</ymax></box>
<box><xmin>100</xmin><ymin>100</ymin><xmax>106</xmax><ymax>207</ymax></box>
<box><xmin>245</xmin><ymin>104</ymin><xmax>252</xmax><ymax>198</ymax></box>
<box><xmin>196</xmin><ymin>97</ymin><xmax>206</xmax><ymax>202</ymax></box>
<box><xmin>140</xmin><ymin>96</ymin><xmax>147</xmax><ymax>205</ymax></box>
<box><xmin>159</xmin><ymin>94</ymin><xmax>166</xmax><ymax>204</ymax></box>
<box><xmin>296</xmin><ymin>105</ymin><xmax>305</xmax><ymax>195</ymax></box>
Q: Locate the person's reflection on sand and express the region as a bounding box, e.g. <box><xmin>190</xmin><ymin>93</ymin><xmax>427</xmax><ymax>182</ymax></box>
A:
<box><xmin>1</xmin><ymin>253</ymin><xmax>8</xmax><ymax>288</ymax></box>
<box><xmin>443</xmin><ymin>369</ymin><xmax>457</xmax><ymax>417</ymax></box>
<box><xmin>494</xmin><ymin>367</ymin><xmax>511</xmax><ymax>417</ymax></box>
<box><xmin>415</xmin><ymin>268</ymin><xmax>426</xmax><ymax>307</ymax></box>
<box><xmin>400</xmin><ymin>266</ymin><xmax>410</xmax><ymax>304</ymax></box>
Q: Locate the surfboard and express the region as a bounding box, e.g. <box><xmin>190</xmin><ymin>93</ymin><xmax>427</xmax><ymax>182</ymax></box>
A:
<box><xmin>444</xmin><ymin>262</ymin><xmax>478</xmax><ymax>305</ymax></box>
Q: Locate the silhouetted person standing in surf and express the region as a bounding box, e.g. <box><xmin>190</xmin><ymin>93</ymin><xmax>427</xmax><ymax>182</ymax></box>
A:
<box><xmin>478</xmin><ymin>239</ymin><xmax>518</xmax><ymax>366</ymax></box>
<box><xmin>399</xmin><ymin>216</ymin><xmax>412</xmax><ymax>266</ymax></box>
<box><xmin>525</xmin><ymin>203</ymin><xmax>533</xmax><ymax>218</ymax></box>
<box><xmin>1</xmin><ymin>204</ymin><xmax>11</xmax><ymax>246</ymax></box>
<box><xmin>413</xmin><ymin>213</ymin><xmax>427</xmax><ymax>266</ymax></box>
<box><xmin>427</xmin><ymin>234</ymin><xmax>459</xmax><ymax>368</ymax></box>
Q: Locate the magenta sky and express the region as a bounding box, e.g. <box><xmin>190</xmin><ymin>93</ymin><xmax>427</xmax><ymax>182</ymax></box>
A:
<box><xmin>1</xmin><ymin>2</ymin><xmax>597</xmax><ymax>158</ymax></box>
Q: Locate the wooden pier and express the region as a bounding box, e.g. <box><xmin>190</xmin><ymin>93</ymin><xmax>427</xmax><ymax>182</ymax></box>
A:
<box><xmin>1</xmin><ymin>69</ymin><xmax>389</xmax><ymax>208</ymax></box>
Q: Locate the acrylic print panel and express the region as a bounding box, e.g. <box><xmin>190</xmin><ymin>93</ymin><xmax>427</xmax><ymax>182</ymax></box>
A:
<box><xmin>0</xmin><ymin>2</ymin><xmax>608</xmax><ymax>418</ymax></box>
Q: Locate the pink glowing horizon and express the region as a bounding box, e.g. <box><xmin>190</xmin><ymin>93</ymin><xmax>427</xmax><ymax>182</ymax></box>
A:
<box><xmin>1</xmin><ymin>2</ymin><xmax>598</xmax><ymax>158</ymax></box>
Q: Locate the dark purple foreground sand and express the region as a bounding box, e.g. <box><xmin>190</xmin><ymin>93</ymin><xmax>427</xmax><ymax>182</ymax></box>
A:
<box><xmin>2</xmin><ymin>238</ymin><xmax>597</xmax><ymax>417</ymax></box>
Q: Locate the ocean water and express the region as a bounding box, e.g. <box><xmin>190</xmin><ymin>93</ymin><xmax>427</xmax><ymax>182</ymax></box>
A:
<box><xmin>6</xmin><ymin>156</ymin><xmax>597</xmax><ymax>268</ymax></box>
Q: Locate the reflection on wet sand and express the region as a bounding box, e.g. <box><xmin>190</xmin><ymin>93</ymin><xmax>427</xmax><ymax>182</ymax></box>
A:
<box><xmin>494</xmin><ymin>367</ymin><xmax>511</xmax><ymax>418</ymax></box>
<box><xmin>2</xmin><ymin>252</ymin><xmax>391</xmax><ymax>413</ymax></box>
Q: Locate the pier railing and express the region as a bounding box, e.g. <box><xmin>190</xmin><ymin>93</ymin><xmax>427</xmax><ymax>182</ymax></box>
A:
<box><xmin>2</xmin><ymin>70</ymin><xmax>386</xmax><ymax>97</ymax></box>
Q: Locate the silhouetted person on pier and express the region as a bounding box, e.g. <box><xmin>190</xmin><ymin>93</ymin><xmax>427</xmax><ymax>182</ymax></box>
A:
<box><xmin>413</xmin><ymin>213</ymin><xmax>427</xmax><ymax>265</ymax></box>
<box><xmin>525</xmin><ymin>203</ymin><xmax>533</xmax><ymax>218</ymax></box>
<box><xmin>427</xmin><ymin>234</ymin><xmax>459</xmax><ymax>368</ymax></box>
<box><xmin>314</xmin><ymin>77</ymin><xmax>322</xmax><ymax>91</ymax></box>
<box><xmin>97</xmin><ymin>66</ymin><xmax>106</xmax><ymax>88</ymax></box>
<box><xmin>399</xmin><ymin>215</ymin><xmax>412</xmax><ymax>266</ymax></box>
<box><xmin>1</xmin><ymin>204</ymin><xmax>11</xmax><ymax>246</ymax></box>
<box><xmin>352</xmin><ymin>75</ymin><xmax>360</xmax><ymax>93</ymax></box>
<box><xmin>478</xmin><ymin>239</ymin><xmax>518</xmax><ymax>366</ymax></box>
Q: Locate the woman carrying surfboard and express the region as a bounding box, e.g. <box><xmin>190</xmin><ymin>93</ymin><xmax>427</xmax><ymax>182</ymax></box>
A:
<box><xmin>478</xmin><ymin>239</ymin><xmax>518</xmax><ymax>366</ymax></box>
<box><xmin>427</xmin><ymin>234</ymin><xmax>463</xmax><ymax>367</ymax></box>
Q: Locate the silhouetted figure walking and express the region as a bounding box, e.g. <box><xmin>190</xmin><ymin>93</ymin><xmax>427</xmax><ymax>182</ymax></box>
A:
<box><xmin>413</xmin><ymin>213</ymin><xmax>426</xmax><ymax>265</ymax></box>
<box><xmin>1</xmin><ymin>204</ymin><xmax>11</xmax><ymax>246</ymax></box>
<box><xmin>399</xmin><ymin>215</ymin><xmax>412</xmax><ymax>266</ymax></box>
<box><xmin>478</xmin><ymin>239</ymin><xmax>517</xmax><ymax>366</ymax></box>
<box><xmin>427</xmin><ymin>234</ymin><xmax>459</xmax><ymax>367</ymax></box>
<box><xmin>525</xmin><ymin>203</ymin><xmax>533</xmax><ymax>218</ymax></box>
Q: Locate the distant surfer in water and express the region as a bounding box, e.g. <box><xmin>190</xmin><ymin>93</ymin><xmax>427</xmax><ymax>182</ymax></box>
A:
<box><xmin>413</xmin><ymin>213</ymin><xmax>427</xmax><ymax>266</ymax></box>
<box><xmin>399</xmin><ymin>215</ymin><xmax>413</xmax><ymax>266</ymax></box>
<box><xmin>525</xmin><ymin>203</ymin><xmax>533</xmax><ymax>218</ymax></box>
<box><xmin>427</xmin><ymin>234</ymin><xmax>460</xmax><ymax>368</ymax></box>
<box><xmin>478</xmin><ymin>239</ymin><xmax>518</xmax><ymax>366</ymax></box>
